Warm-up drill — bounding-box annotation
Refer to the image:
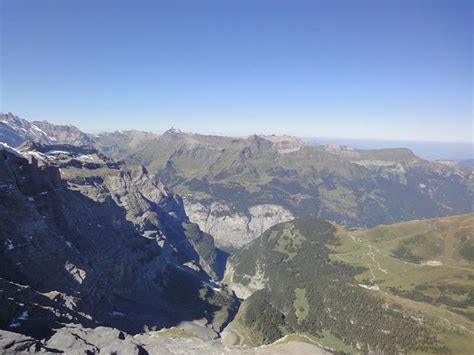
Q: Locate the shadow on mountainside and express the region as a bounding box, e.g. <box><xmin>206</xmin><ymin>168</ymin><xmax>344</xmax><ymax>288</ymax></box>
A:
<box><xmin>213</xmin><ymin>248</ymin><xmax>230</xmax><ymax>281</ymax></box>
<box><xmin>0</xmin><ymin>150</ymin><xmax>233</xmax><ymax>339</ymax></box>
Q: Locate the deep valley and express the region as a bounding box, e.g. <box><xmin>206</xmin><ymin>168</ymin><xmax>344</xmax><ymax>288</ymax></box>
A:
<box><xmin>0</xmin><ymin>114</ymin><xmax>473</xmax><ymax>354</ymax></box>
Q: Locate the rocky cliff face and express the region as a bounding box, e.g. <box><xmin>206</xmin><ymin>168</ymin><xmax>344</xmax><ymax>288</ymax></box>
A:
<box><xmin>31</xmin><ymin>120</ymin><xmax>91</xmax><ymax>147</ymax></box>
<box><xmin>183</xmin><ymin>199</ymin><xmax>294</xmax><ymax>248</ymax></box>
<box><xmin>0</xmin><ymin>113</ymin><xmax>90</xmax><ymax>147</ymax></box>
<box><xmin>0</xmin><ymin>142</ymin><xmax>233</xmax><ymax>340</ymax></box>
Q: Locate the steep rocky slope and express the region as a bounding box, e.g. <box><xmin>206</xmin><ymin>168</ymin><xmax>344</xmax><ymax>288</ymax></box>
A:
<box><xmin>0</xmin><ymin>113</ymin><xmax>90</xmax><ymax>147</ymax></box>
<box><xmin>0</xmin><ymin>142</ymin><xmax>235</xmax><ymax>343</ymax></box>
<box><xmin>183</xmin><ymin>199</ymin><xmax>294</xmax><ymax>249</ymax></box>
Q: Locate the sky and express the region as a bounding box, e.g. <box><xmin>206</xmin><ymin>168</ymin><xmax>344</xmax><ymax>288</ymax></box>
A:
<box><xmin>1</xmin><ymin>0</ymin><xmax>472</xmax><ymax>143</ymax></box>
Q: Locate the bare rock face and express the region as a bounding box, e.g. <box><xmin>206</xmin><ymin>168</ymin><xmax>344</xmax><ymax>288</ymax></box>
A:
<box><xmin>0</xmin><ymin>330</ymin><xmax>47</xmax><ymax>354</ymax></box>
<box><xmin>259</xmin><ymin>134</ymin><xmax>305</xmax><ymax>154</ymax></box>
<box><xmin>32</xmin><ymin>120</ymin><xmax>91</xmax><ymax>147</ymax></box>
<box><xmin>0</xmin><ymin>143</ymin><xmax>230</xmax><ymax>340</ymax></box>
<box><xmin>223</xmin><ymin>263</ymin><xmax>266</xmax><ymax>300</ymax></box>
<box><xmin>183</xmin><ymin>199</ymin><xmax>294</xmax><ymax>248</ymax></box>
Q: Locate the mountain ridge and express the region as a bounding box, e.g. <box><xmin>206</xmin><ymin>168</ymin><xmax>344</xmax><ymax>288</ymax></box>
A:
<box><xmin>1</xmin><ymin>113</ymin><xmax>473</xmax><ymax>249</ymax></box>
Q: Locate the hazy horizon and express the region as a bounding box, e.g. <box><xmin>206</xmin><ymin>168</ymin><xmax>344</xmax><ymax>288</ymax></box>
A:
<box><xmin>2</xmin><ymin>110</ymin><xmax>472</xmax><ymax>161</ymax></box>
<box><xmin>1</xmin><ymin>1</ymin><xmax>473</xmax><ymax>353</ymax></box>
<box><xmin>2</xmin><ymin>0</ymin><xmax>472</xmax><ymax>143</ymax></box>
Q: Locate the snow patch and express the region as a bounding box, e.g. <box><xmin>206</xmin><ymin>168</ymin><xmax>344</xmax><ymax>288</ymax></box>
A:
<box><xmin>422</xmin><ymin>260</ymin><xmax>443</xmax><ymax>266</ymax></box>
<box><xmin>202</xmin><ymin>281</ymin><xmax>222</xmax><ymax>292</ymax></box>
<box><xmin>25</xmin><ymin>151</ymin><xmax>48</xmax><ymax>161</ymax></box>
<box><xmin>31</xmin><ymin>124</ymin><xmax>55</xmax><ymax>141</ymax></box>
<box><xmin>18</xmin><ymin>311</ymin><xmax>29</xmax><ymax>320</ymax></box>
<box><xmin>358</xmin><ymin>284</ymin><xmax>380</xmax><ymax>291</ymax></box>
<box><xmin>77</xmin><ymin>154</ymin><xmax>95</xmax><ymax>161</ymax></box>
<box><xmin>45</xmin><ymin>150</ymin><xmax>70</xmax><ymax>155</ymax></box>
<box><xmin>9</xmin><ymin>311</ymin><xmax>28</xmax><ymax>328</ymax></box>
<box><xmin>110</xmin><ymin>311</ymin><xmax>125</xmax><ymax>316</ymax></box>
<box><xmin>4</xmin><ymin>239</ymin><xmax>14</xmax><ymax>251</ymax></box>
<box><xmin>0</xmin><ymin>142</ymin><xmax>25</xmax><ymax>158</ymax></box>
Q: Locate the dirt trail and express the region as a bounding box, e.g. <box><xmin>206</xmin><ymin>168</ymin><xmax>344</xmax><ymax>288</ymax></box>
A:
<box><xmin>368</xmin><ymin>245</ymin><xmax>388</xmax><ymax>274</ymax></box>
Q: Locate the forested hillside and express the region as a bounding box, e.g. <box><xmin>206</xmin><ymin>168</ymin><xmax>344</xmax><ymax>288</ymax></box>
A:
<box><xmin>225</xmin><ymin>215</ymin><xmax>474</xmax><ymax>353</ymax></box>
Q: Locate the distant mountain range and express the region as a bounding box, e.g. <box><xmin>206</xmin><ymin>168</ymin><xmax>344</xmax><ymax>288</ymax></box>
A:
<box><xmin>307</xmin><ymin>137</ymin><xmax>473</xmax><ymax>161</ymax></box>
<box><xmin>91</xmin><ymin>126</ymin><xmax>474</xmax><ymax>249</ymax></box>
<box><xmin>1</xmin><ymin>112</ymin><xmax>473</xmax><ymax>249</ymax></box>
<box><xmin>1</xmin><ymin>112</ymin><xmax>473</xmax><ymax>353</ymax></box>
<box><xmin>0</xmin><ymin>112</ymin><xmax>91</xmax><ymax>147</ymax></box>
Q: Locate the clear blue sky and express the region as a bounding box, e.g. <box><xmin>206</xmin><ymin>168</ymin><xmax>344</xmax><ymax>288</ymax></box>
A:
<box><xmin>1</xmin><ymin>0</ymin><xmax>472</xmax><ymax>142</ymax></box>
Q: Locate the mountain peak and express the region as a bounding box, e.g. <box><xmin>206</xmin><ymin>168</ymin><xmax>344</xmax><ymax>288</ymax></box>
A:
<box><xmin>164</xmin><ymin>127</ymin><xmax>185</xmax><ymax>135</ymax></box>
<box><xmin>0</xmin><ymin>113</ymin><xmax>92</xmax><ymax>147</ymax></box>
<box><xmin>1</xmin><ymin>112</ymin><xmax>23</xmax><ymax>124</ymax></box>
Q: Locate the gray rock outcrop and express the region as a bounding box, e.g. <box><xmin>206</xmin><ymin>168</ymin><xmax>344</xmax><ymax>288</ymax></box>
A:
<box><xmin>0</xmin><ymin>142</ymin><xmax>232</xmax><ymax>340</ymax></box>
<box><xmin>0</xmin><ymin>325</ymin><xmax>329</xmax><ymax>354</ymax></box>
<box><xmin>183</xmin><ymin>199</ymin><xmax>294</xmax><ymax>248</ymax></box>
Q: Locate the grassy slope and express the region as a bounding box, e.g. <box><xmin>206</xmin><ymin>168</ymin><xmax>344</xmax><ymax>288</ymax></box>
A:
<box><xmin>328</xmin><ymin>214</ymin><xmax>474</xmax><ymax>353</ymax></box>
<box><xmin>95</xmin><ymin>132</ymin><xmax>474</xmax><ymax>229</ymax></box>
<box><xmin>226</xmin><ymin>214</ymin><xmax>474</xmax><ymax>354</ymax></box>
